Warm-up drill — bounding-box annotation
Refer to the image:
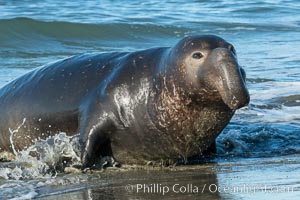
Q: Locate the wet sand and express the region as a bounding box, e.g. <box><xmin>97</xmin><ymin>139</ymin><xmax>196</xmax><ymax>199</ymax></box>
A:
<box><xmin>33</xmin><ymin>155</ymin><xmax>300</xmax><ymax>200</ymax></box>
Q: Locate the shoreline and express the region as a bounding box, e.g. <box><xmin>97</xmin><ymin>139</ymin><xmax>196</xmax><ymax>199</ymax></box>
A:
<box><xmin>28</xmin><ymin>155</ymin><xmax>300</xmax><ymax>199</ymax></box>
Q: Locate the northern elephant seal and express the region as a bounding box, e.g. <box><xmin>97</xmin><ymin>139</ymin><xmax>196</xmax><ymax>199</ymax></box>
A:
<box><xmin>0</xmin><ymin>35</ymin><xmax>250</xmax><ymax>167</ymax></box>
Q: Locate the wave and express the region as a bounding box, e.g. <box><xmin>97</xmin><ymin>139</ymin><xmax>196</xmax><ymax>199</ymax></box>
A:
<box><xmin>217</xmin><ymin>123</ymin><xmax>300</xmax><ymax>158</ymax></box>
<box><xmin>0</xmin><ymin>17</ymin><xmax>297</xmax><ymax>49</ymax></box>
<box><xmin>0</xmin><ymin>17</ymin><xmax>188</xmax><ymax>44</ymax></box>
<box><xmin>272</xmin><ymin>94</ymin><xmax>300</xmax><ymax>107</ymax></box>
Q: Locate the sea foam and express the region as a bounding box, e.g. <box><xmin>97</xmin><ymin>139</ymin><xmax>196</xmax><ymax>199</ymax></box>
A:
<box><xmin>0</xmin><ymin>132</ymin><xmax>81</xmax><ymax>180</ymax></box>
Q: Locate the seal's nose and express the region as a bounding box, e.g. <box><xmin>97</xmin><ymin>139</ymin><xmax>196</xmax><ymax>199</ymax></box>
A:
<box><xmin>211</xmin><ymin>48</ymin><xmax>250</xmax><ymax>110</ymax></box>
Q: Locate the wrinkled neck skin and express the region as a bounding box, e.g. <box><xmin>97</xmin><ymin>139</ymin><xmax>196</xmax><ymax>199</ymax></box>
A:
<box><xmin>150</xmin><ymin>62</ymin><xmax>235</xmax><ymax>130</ymax></box>
<box><xmin>161</xmin><ymin>49</ymin><xmax>192</xmax><ymax>100</ymax></box>
<box><xmin>147</xmin><ymin>50</ymin><xmax>235</xmax><ymax>160</ymax></box>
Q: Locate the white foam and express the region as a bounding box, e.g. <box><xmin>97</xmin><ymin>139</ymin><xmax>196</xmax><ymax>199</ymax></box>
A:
<box><xmin>0</xmin><ymin>132</ymin><xmax>81</xmax><ymax>180</ymax></box>
<box><xmin>10</xmin><ymin>191</ymin><xmax>38</xmax><ymax>200</ymax></box>
<box><xmin>238</xmin><ymin>105</ymin><xmax>300</xmax><ymax>124</ymax></box>
<box><xmin>258</xmin><ymin>106</ymin><xmax>300</xmax><ymax>123</ymax></box>
<box><xmin>249</xmin><ymin>81</ymin><xmax>300</xmax><ymax>101</ymax></box>
<box><xmin>0</xmin><ymin>181</ymin><xmax>40</xmax><ymax>199</ymax></box>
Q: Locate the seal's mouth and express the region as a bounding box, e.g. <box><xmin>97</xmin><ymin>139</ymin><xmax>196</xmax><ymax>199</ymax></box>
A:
<box><xmin>226</xmin><ymin>93</ymin><xmax>250</xmax><ymax>110</ymax></box>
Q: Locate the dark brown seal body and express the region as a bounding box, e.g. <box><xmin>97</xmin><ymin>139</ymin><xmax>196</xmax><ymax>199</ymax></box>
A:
<box><xmin>0</xmin><ymin>35</ymin><xmax>249</xmax><ymax>167</ymax></box>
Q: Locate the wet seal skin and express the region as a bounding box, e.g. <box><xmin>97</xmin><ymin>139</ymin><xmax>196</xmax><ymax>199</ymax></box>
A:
<box><xmin>0</xmin><ymin>35</ymin><xmax>250</xmax><ymax>168</ymax></box>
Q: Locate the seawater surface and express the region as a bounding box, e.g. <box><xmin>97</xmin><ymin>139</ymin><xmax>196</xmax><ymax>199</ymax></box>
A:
<box><xmin>0</xmin><ymin>0</ymin><xmax>299</xmax><ymax>199</ymax></box>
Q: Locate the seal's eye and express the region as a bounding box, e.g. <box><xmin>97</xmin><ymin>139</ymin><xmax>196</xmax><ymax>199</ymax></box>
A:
<box><xmin>192</xmin><ymin>52</ymin><xmax>203</xmax><ymax>59</ymax></box>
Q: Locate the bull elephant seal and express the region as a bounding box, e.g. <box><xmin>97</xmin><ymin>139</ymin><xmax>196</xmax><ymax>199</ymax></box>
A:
<box><xmin>0</xmin><ymin>35</ymin><xmax>250</xmax><ymax>168</ymax></box>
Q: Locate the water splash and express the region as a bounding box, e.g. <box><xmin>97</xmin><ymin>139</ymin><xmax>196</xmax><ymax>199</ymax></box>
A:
<box><xmin>0</xmin><ymin>132</ymin><xmax>81</xmax><ymax>180</ymax></box>
<box><xmin>9</xmin><ymin>118</ymin><xmax>26</xmax><ymax>156</ymax></box>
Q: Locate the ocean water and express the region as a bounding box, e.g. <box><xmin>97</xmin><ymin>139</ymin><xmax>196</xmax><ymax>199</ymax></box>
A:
<box><xmin>0</xmin><ymin>0</ymin><xmax>299</xmax><ymax>199</ymax></box>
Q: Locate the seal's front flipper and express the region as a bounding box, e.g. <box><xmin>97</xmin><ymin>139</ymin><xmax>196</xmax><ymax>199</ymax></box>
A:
<box><xmin>79</xmin><ymin>105</ymin><xmax>117</xmax><ymax>169</ymax></box>
<box><xmin>94</xmin><ymin>156</ymin><xmax>120</xmax><ymax>169</ymax></box>
<box><xmin>80</xmin><ymin>122</ymin><xmax>117</xmax><ymax>169</ymax></box>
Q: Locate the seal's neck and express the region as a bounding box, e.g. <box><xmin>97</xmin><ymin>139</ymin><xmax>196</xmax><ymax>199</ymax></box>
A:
<box><xmin>150</xmin><ymin>59</ymin><xmax>234</xmax><ymax>131</ymax></box>
<box><xmin>148</xmin><ymin>78</ymin><xmax>234</xmax><ymax>160</ymax></box>
<box><xmin>156</xmin><ymin>49</ymin><xmax>190</xmax><ymax>101</ymax></box>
